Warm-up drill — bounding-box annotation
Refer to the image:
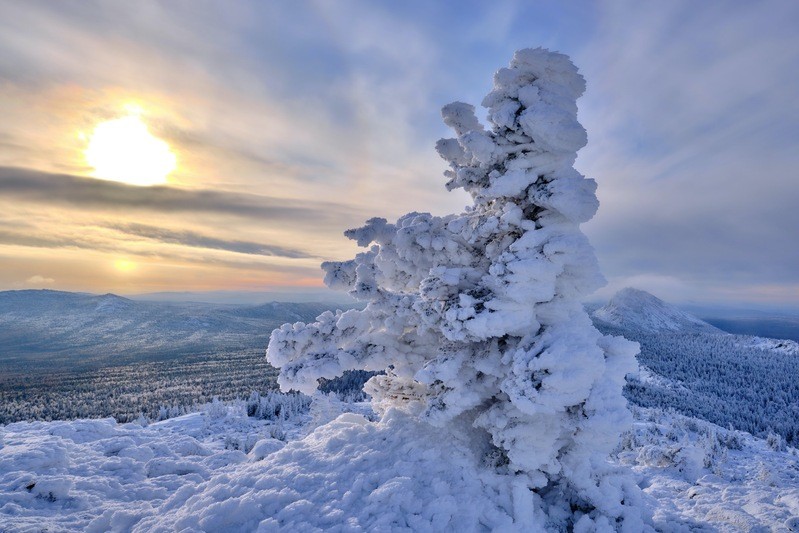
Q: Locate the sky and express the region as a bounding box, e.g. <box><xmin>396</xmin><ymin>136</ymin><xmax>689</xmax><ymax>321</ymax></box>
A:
<box><xmin>0</xmin><ymin>0</ymin><xmax>797</xmax><ymax>307</ymax></box>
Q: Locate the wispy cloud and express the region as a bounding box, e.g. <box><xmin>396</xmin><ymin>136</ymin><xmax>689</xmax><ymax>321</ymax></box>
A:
<box><xmin>0</xmin><ymin>1</ymin><xmax>797</xmax><ymax>303</ymax></box>
<box><xmin>106</xmin><ymin>222</ymin><xmax>314</xmax><ymax>259</ymax></box>
<box><xmin>0</xmin><ymin>224</ymin><xmax>313</xmax><ymax>263</ymax></box>
<box><xmin>0</xmin><ymin>227</ymin><xmax>323</xmax><ymax>279</ymax></box>
<box><xmin>26</xmin><ymin>275</ymin><xmax>55</xmax><ymax>285</ymax></box>
<box><xmin>574</xmin><ymin>0</ymin><xmax>799</xmax><ymax>303</ymax></box>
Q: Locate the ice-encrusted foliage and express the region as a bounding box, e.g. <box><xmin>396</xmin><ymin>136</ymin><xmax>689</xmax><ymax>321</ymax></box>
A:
<box><xmin>268</xmin><ymin>48</ymin><xmax>648</xmax><ymax>530</ymax></box>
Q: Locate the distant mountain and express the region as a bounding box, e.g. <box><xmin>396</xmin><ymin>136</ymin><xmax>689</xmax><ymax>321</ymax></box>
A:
<box><xmin>592</xmin><ymin>288</ymin><xmax>722</xmax><ymax>334</ymax></box>
<box><xmin>0</xmin><ymin>289</ymin><xmax>346</xmax><ymax>373</ymax></box>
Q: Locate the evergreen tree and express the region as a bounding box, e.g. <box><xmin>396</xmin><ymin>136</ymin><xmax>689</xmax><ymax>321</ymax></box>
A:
<box><xmin>268</xmin><ymin>48</ymin><xmax>648</xmax><ymax>530</ymax></box>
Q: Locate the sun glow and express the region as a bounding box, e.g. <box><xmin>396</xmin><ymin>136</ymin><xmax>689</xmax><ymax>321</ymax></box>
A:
<box><xmin>114</xmin><ymin>259</ymin><xmax>137</xmax><ymax>273</ymax></box>
<box><xmin>85</xmin><ymin>108</ymin><xmax>176</xmax><ymax>186</ymax></box>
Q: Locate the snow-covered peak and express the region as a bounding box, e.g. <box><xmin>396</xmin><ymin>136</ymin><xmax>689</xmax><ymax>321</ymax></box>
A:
<box><xmin>593</xmin><ymin>288</ymin><xmax>722</xmax><ymax>334</ymax></box>
<box><xmin>94</xmin><ymin>293</ymin><xmax>134</xmax><ymax>313</ymax></box>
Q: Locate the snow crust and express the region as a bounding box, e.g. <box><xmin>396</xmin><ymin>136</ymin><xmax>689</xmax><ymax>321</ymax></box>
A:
<box><xmin>0</xmin><ymin>406</ymin><xmax>287</xmax><ymax>532</ymax></box>
<box><xmin>136</xmin><ymin>409</ymin><xmax>523</xmax><ymax>532</ymax></box>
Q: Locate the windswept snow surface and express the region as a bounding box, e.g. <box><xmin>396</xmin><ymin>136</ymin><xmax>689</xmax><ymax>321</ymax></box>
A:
<box><xmin>135</xmin><ymin>410</ymin><xmax>521</xmax><ymax>532</ymax></box>
<box><xmin>2</xmin><ymin>402</ymin><xmax>799</xmax><ymax>531</ymax></box>
<box><xmin>619</xmin><ymin>407</ymin><xmax>799</xmax><ymax>532</ymax></box>
<box><xmin>0</xmin><ymin>404</ymin><xmax>304</xmax><ymax>532</ymax></box>
<box><xmin>593</xmin><ymin>289</ymin><xmax>721</xmax><ymax>334</ymax></box>
<box><xmin>0</xmin><ymin>403</ymin><xmax>518</xmax><ymax>531</ymax></box>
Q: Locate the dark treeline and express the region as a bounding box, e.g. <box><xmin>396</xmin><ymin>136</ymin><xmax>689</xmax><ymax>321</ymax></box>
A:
<box><xmin>0</xmin><ymin>347</ymin><xmax>376</xmax><ymax>425</ymax></box>
<box><xmin>0</xmin><ymin>349</ymin><xmax>279</xmax><ymax>424</ymax></box>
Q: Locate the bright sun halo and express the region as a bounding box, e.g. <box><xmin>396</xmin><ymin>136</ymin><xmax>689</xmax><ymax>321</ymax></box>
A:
<box><xmin>85</xmin><ymin>108</ymin><xmax>176</xmax><ymax>186</ymax></box>
<box><xmin>114</xmin><ymin>259</ymin><xmax>137</xmax><ymax>273</ymax></box>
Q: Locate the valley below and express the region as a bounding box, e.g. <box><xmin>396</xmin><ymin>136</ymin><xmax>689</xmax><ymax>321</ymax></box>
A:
<box><xmin>0</xmin><ymin>290</ymin><xmax>346</xmax><ymax>424</ymax></box>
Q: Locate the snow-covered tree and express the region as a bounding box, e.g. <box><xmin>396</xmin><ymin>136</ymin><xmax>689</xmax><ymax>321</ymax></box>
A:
<box><xmin>268</xmin><ymin>48</ymin><xmax>649</xmax><ymax>530</ymax></box>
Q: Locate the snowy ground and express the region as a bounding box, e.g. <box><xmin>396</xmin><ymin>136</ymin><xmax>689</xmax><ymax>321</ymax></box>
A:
<box><xmin>618</xmin><ymin>407</ymin><xmax>799</xmax><ymax>532</ymax></box>
<box><xmin>2</xmin><ymin>400</ymin><xmax>798</xmax><ymax>532</ymax></box>
<box><xmin>0</xmin><ymin>401</ymin><xmax>298</xmax><ymax>532</ymax></box>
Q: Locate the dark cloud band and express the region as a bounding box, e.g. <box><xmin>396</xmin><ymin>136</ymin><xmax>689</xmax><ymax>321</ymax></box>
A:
<box><xmin>0</xmin><ymin>167</ymin><xmax>360</xmax><ymax>227</ymax></box>
<box><xmin>0</xmin><ymin>228</ymin><xmax>320</xmax><ymax>275</ymax></box>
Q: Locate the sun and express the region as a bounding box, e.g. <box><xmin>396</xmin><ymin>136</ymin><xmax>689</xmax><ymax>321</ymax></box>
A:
<box><xmin>85</xmin><ymin>108</ymin><xmax>176</xmax><ymax>186</ymax></box>
<box><xmin>114</xmin><ymin>259</ymin><xmax>137</xmax><ymax>273</ymax></box>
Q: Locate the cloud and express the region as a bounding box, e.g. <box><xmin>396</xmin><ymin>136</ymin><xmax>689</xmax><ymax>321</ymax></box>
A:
<box><xmin>574</xmin><ymin>0</ymin><xmax>799</xmax><ymax>303</ymax></box>
<box><xmin>0</xmin><ymin>230</ymin><xmax>95</xmax><ymax>251</ymax></box>
<box><xmin>1</xmin><ymin>1</ymin><xmax>797</xmax><ymax>302</ymax></box>
<box><xmin>0</xmin><ymin>167</ymin><xmax>362</xmax><ymax>227</ymax></box>
<box><xmin>0</xmin><ymin>223</ymin><xmax>313</xmax><ymax>262</ymax></box>
<box><xmin>0</xmin><ymin>233</ymin><xmax>324</xmax><ymax>285</ymax></box>
<box><xmin>0</xmin><ymin>1</ymin><xmax>475</xmax><ymax>219</ymax></box>
<box><xmin>26</xmin><ymin>275</ymin><xmax>55</xmax><ymax>285</ymax></box>
<box><xmin>106</xmin><ymin>222</ymin><xmax>314</xmax><ymax>259</ymax></box>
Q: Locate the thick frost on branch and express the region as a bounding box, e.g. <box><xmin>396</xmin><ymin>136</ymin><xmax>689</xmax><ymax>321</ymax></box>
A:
<box><xmin>267</xmin><ymin>47</ymin><xmax>649</xmax><ymax>530</ymax></box>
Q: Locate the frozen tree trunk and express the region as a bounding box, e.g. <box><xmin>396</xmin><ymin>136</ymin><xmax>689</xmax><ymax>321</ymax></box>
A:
<box><xmin>268</xmin><ymin>48</ymin><xmax>649</xmax><ymax>531</ymax></box>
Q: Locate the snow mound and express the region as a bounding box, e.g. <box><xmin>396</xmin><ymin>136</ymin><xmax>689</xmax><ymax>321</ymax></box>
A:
<box><xmin>593</xmin><ymin>288</ymin><xmax>721</xmax><ymax>334</ymax></box>
<box><xmin>136</xmin><ymin>410</ymin><xmax>522</xmax><ymax>531</ymax></box>
<box><xmin>0</xmin><ymin>406</ymin><xmax>302</xmax><ymax>532</ymax></box>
